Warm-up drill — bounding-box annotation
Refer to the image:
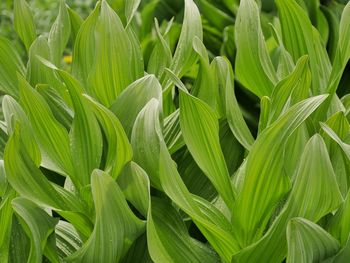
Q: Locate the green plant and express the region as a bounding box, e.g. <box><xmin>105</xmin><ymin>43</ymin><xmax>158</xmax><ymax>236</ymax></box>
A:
<box><xmin>0</xmin><ymin>0</ymin><xmax>350</xmax><ymax>262</ymax></box>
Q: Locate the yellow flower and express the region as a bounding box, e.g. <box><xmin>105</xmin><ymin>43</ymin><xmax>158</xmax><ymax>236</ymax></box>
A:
<box><xmin>63</xmin><ymin>55</ymin><xmax>72</xmax><ymax>64</ymax></box>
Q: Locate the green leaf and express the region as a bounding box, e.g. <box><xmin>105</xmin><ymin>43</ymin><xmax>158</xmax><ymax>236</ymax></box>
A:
<box><xmin>179</xmin><ymin>91</ymin><xmax>236</xmax><ymax>210</ymax></box>
<box><xmin>69</xmin><ymin>170</ymin><xmax>145</xmax><ymax>263</ymax></box>
<box><xmin>57</xmin><ymin>70</ymin><xmax>103</xmax><ymax>187</ymax></box>
<box><xmin>167</xmin><ymin>0</ymin><xmax>203</xmax><ymax>81</ymax></box>
<box><xmin>48</xmin><ymin>0</ymin><xmax>71</xmax><ymax>65</ymax></box>
<box><xmin>118</xmin><ymin>162</ymin><xmax>149</xmax><ymax>217</ymax></box>
<box><xmin>131</xmin><ymin>99</ymin><xmax>163</xmax><ymax>189</ymax></box>
<box><xmin>12</xmin><ymin>198</ymin><xmax>59</xmax><ymax>263</ymax></box>
<box><xmin>87</xmin><ymin>0</ymin><xmax>140</xmax><ymax>106</ymax></box>
<box><xmin>232</xmin><ymin>95</ymin><xmax>328</xmax><ymax>247</ymax></box>
<box><xmin>276</xmin><ymin>0</ymin><xmax>331</xmax><ymax>94</ymax></box>
<box><xmin>147</xmin><ymin>198</ymin><xmax>219</xmax><ymax>263</ymax></box>
<box><xmin>18</xmin><ymin>75</ymin><xmax>74</xmax><ymax>178</ymax></box>
<box><xmin>55</xmin><ymin>220</ymin><xmax>83</xmax><ymax>260</ymax></box>
<box><xmin>84</xmin><ymin>95</ymin><xmax>132</xmax><ymax>179</ymax></box>
<box><xmin>4</xmin><ymin>124</ymin><xmax>85</xmax><ymax>213</ymax></box>
<box><xmin>13</xmin><ymin>0</ymin><xmax>36</xmax><ymax>51</ymax></box>
<box><xmin>0</xmin><ymin>37</ymin><xmax>26</xmax><ymax>97</ymax></box>
<box><xmin>232</xmin><ymin>134</ymin><xmax>343</xmax><ymax>262</ymax></box>
<box><xmin>287</xmin><ymin>218</ymin><xmax>340</xmax><ymax>263</ymax></box>
<box><xmin>67</xmin><ymin>6</ymin><xmax>83</xmax><ymax>43</ymax></box>
<box><xmin>213</xmin><ymin>57</ymin><xmax>254</xmax><ymax>150</ymax></box>
<box><xmin>110</xmin><ymin>75</ymin><xmax>162</xmax><ymax>137</ymax></box>
<box><xmin>235</xmin><ymin>0</ymin><xmax>278</xmax><ymax>97</ymax></box>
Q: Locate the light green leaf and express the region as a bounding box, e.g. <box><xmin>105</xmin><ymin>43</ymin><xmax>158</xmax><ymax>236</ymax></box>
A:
<box><xmin>13</xmin><ymin>0</ymin><xmax>36</xmax><ymax>51</ymax></box>
<box><xmin>213</xmin><ymin>57</ymin><xmax>254</xmax><ymax>150</ymax></box>
<box><xmin>12</xmin><ymin>198</ymin><xmax>59</xmax><ymax>263</ymax></box>
<box><xmin>84</xmin><ymin>95</ymin><xmax>132</xmax><ymax>179</ymax></box>
<box><xmin>167</xmin><ymin>0</ymin><xmax>203</xmax><ymax>82</ymax></box>
<box><xmin>179</xmin><ymin>91</ymin><xmax>236</xmax><ymax>210</ymax></box>
<box><xmin>148</xmin><ymin>198</ymin><xmax>219</xmax><ymax>263</ymax></box>
<box><xmin>287</xmin><ymin>218</ymin><xmax>340</xmax><ymax>263</ymax></box>
<box><xmin>232</xmin><ymin>95</ymin><xmax>328</xmax><ymax>247</ymax></box>
<box><xmin>235</xmin><ymin>0</ymin><xmax>278</xmax><ymax>97</ymax></box>
<box><xmin>87</xmin><ymin>0</ymin><xmax>139</xmax><ymax>106</ymax></box>
<box><xmin>48</xmin><ymin>0</ymin><xmax>71</xmax><ymax>65</ymax></box>
<box><xmin>0</xmin><ymin>37</ymin><xmax>26</xmax><ymax>98</ymax></box>
<box><xmin>131</xmin><ymin>99</ymin><xmax>163</xmax><ymax>189</ymax></box>
<box><xmin>4</xmin><ymin>125</ymin><xmax>85</xmax><ymax>213</ymax></box>
<box><xmin>276</xmin><ymin>0</ymin><xmax>331</xmax><ymax>94</ymax></box>
<box><xmin>67</xmin><ymin>6</ymin><xmax>83</xmax><ymax>43</ymax></box>
<box><xmin>57</xmin><ymin>70</ymin><xmax>103</xmax><ymax>187</ymax></box>
<box><xmin>69</xmin><ymin>170</ymin><xmax>145</xmax><ymax>263</ymax></box>
<box><xmin>18</xmin><ymin>75</ymin><xmax>74</xmax><ymax>179</ymax></box>
<box><xmin>232</xmin><ymin>134</ymin><xmax>343</xmax><ymax>263</ymax></box>
<box><xmin>118</xmin><ymin>162</ymin><xmax>149</xmax><ymax>217</ymax></box>
<box><xmin>110</xmin><ymin>75</ymin><xmax>162</xmax><ymax>137</ymax></box>
<box><xmin>55</xmin><ymin>220</ymin><xmax>83</xmax><ymax>260</ymax></box>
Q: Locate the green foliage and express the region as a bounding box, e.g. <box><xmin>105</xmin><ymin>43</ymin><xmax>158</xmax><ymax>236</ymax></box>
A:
<box><xmin>0</xmin><ymin>0</ymin><xmax>350</xmax><ymax>262</ymax></box>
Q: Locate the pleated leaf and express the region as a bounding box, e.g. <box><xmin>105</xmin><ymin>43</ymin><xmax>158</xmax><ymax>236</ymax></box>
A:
<box><xmin>147</xmin><ymin>198</ymin><xmax>219</xmax><ymax>263</ymax></box>
<box><xmin>84</xmin><ymin>95</ymin><xmax>132</xmax><ymax>179</ymax></box>
<box><xmin>179</xmin><ymin>91</ymin><xmax>236</xmax><ymax>210</ymax></box>
<box><xmin>232</xmin><ymin>95</ymin><xmax>328</xmax><ymax>247</ymax></box>
<box><xmin>235</xmin><ymin>0</ymin><xmax>278</xmax><ymax>97</ymax></box>
<box><xmin>232</xmin><ymin>134</ymin><xmax>343</xmax><ymax>263</ymax></box>
<box><xmin>286</xmin><ymin>218</ymin><xmax>340</xmax><ymax>263</ymax></box>
<box><xmin>57</xmin><ymin>70</ymin><xmax>103</xmax><ymax>187</ymax></box>
<box><xmin>13</xmin><ymin>0</ymin><xmax>36</xmax><ymax>51</ymax></box>
<box><xmin>69</xmin><ymin>170</ymin><xmax>145</xmax><ymax>263</ymax></box>
<box><xmin>0</xmin><ymin>37</ymin><xmax>25</xmax><ymax>97</ymax></box>
<box><xmin>12</xmin><ymin>198</ymin><xmax>59</xmax><ymax>263</ymax></box>
<box><xmin>18</xmin><ymin>75</ymin><xmax>74</xmax><ymax>178</ymax></box>
<box><xmin>48</xmin><ymin>0</ymin><xmax>71</xmax><ymax>66</ymax></box>
<box><xmin>110</xmin><ymin>75</ymin><xmax>162</xmax><ymax>137</ymax></box>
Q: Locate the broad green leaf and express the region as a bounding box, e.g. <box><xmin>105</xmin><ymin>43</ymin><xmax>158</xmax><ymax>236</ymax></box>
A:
<box><xmin>235</xmin><ymin>0</ymin><xmax>278</xmax><ymax>97</ymax></box>
<box><xmin>87</xmin><ymin>0</ymin><xmax>139</xmax><ymax>106</ymax></box>
<box><xmin>269</xmin><ymin>55</ymin><xmax>311</xmax><ymax>122</ymax></box>
<box><xmin>232</xmin><ymin>95</ymin><xmax>328</xmax><ymax>247</ymax></box>
<box><xmin>232</xmin><ymin>134</ymin><xmax>343</xmax><ymax>263</ymax></box>
<box><xmin>147</xmin><ymin>19</ymin><xmax>172</xmax><ymax>79</ymax></box>
<box><xmin>328</xmin><ymin>192</ymin><xmax>350</xmax><ymax>246</ymax></box>
<box><xmin>191</xmin><ymin>37</ymin><xmax>217</xmax><ymax>111</ymax></box>
<box><xmin>0</xmin><ymin>37</ymin><xmax>25</xmax><ymax>97</ymax></box>
<box><xmin>27</xmin><ymin>36</ymin><xmax>68</xmax><ymax>101</ymax></box>
<box><xmin>2</xmin><ymin>95</ymin><xmax>41</xmax><ymax>166</ymax></box>
<box><xmin>321</xmin><ymin>112</ymin><xmax>350</xmax><ymax>197</ymax></box>
<box><xmin>148</xmin><ymin>198</ymin><xmax>219</xmax><ymax>263</ymax></box>
<box><xmin>110</xmin><ymin>75</ymin><xmax>162</xmax><ymax>137</ymax></box>
<box><xmin>122</xmin><ymin>234</ymin><xmax>152</xmax><ymax>263</ymax></box>
<box><xmin>67</xmin><ymin>6</ymin><xmax>83</xmax><ymax>43</ymax></box>
<box><xmin>8</xmin><ymin>216</ymin><xmax>30</xmax><ymax>263</ymax></box>
<box><xmin>125</xmin><ymin>0</ymin><xmax>141</xmax><ymax>26</ymax></box>
<box><xmin>158</xmin><ymin>143</ymin><xmax>240</xmax><ymax>261</ymax></box>
<box><xmin>18</xmin><ymin>75</ymin><xmax>74</xmax><ymax>179</ymax></box>
<box><xmin>131</xmin><ymin>99</ymin><xmax>163</xmax><ymax>189</ymax></box>
<box><xmin>118</xmin><ymin>162</ymin><xmax>149</xmax><ymax>217</ymax></box>
<box><xmin>69</xmin><ymin>170</ymin><xmax>145</xmax><ymax>263</ymax></box>
<box><xmin>321</xmin><ymin>123</ymin><xmax>350</xmax><ymax>161</ymax></box>
<box><xmin>327</xmin><ymin>2</ymin><xmax>350</xmax><ymax>95</ymax></box>
<box><xmin>12</xmin><ymin>198</ymin><xmax>59</xmax><ymax>263</ymax></box>
<box><xmin>0</xmin><ymin>189</ymin><xmax>16</xmax><ymax>263</ymax></box>
<box><xmin>13</xmin><ymin>0</ymin><xmax>36</xmax><ymax>51</ymax></box>
<box><xmin>167</xmin><ymin>0</ymin><xmax>202</xmax><ymax>81</ymax></box>
<box><xmin>72</xmin><ymin>3</ymin><xmax>100</xmax><ymax>84</ymax></box>
<box><xmin>55</xmin><ymin>221</ymin><xmax>82</xmax><ymax>260</ymax></box>
<box><xmin>163</xmin><ymin>109</ymin><xmax>185</xmax><ymax>154</ymax></box>
<box><xmin>57</xmin><ymin>70</ymin><xmax>103</xmax><ymax>187</ymax></box>
<box><xmin>48</xmin><ymin>0</ymin><xmax>71</xmax><ymax>66</ymax></box>
<box><xmin>84</xmin><ymin>95</ymin><xmax>132</xmax><ymax>179</ymax></box>
<box><xmin>276</xmin><ymin>0</ymin><xmax>331</xmax><ymax>94</ymax></box>
<box><xmin>179</xmin><ymin>91</ymin><xmax>236</xmax><ymax>210</ymax></box>
<box><xmin>213</xmin><ymin>57</ymin><xmax>254</xmax><ymax>150</ymax></box>
<box><xmin>4</xmin><ymin>125</ymin><xmax>85</xmax><ymax>213</ymax></box>
<box><xmin>286</xmin><ymin>218</ymin><xmax>340</xmax><ymax>263</ymax></box>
